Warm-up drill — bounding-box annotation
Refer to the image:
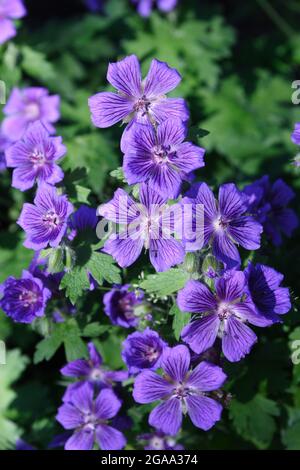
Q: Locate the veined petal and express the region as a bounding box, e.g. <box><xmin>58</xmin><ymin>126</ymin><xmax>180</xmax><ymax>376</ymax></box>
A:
<box><xmin>88</xmin><ymin>92</ymin><xmax>133</xmax><ymax>128</ymax></box>
<box><xmin>65</xmin><ymin>429</ymin><xmax>94</xmax><ymax>450</ymax></box>
<box><xmin>133</xmin><ymin>370</ymin><xmax>173</xmax><ymax>403</ymax></box>
<box><xmin>149</xmin><ymin>236</ymin><xmax>185</xmax><ymax>272</ymax></box>
<box><xmin>94</xmin><ymin>389</ymin><xmax>122</xmax><ymax>420</ymax></box>
<box><xmin>144</xmin><ymin>59</ymin><xmax>181</xmax><ymax>98</ymax></box>
<box><xmin>177</xmin><ymin>280</ymin><xmax>217</xmax><ymax>313</ymax></box>
<box><xmin>218</xmin><ymin>183</ymin><xmax>248</xmax><ymax>219</ymax></box>
<box><xmin>215</xmin><ymin>271</ymin><xmax>246</xmax><ymax>302</ymax></box>
<box><xmin>181</xmin><ymin>315</ymin><xmax>220</xmax><ymax>354</ymax></box>
<box><xmin>96</xmin><ymin>425</ymin><xmax>126</xmax><ymax>451</ymax></box>
<box><xmin>222</xmin><ymin>316</ymin><xmax>257</xmax><ymax>362</ymax></box>
<box><xmin>228</xmin><ymin>216</ymin><xmax>262</xmax><ymax>250</ymax></box>
<box><xmin>212</xmin><ymin>232</ymin><xmax>241</xmax><ymax>269</ymax></box>
<box><xmin>187</xmin><ymin>361</ymin><xmax>227</xmax><ymax>392</ymax></box>
<box><xmin>149</xmin><ymin>398</ymin><xmax>182</xmax><ymax>436</ymax></box>
<box><xmin>186</xmin><ymin>395</ymin><xmax>223</xmax><ymax>431</ymax></box>
<box><xmin>151</xmin><ymin>97</ymin><xmax>189</xmax><ymax>123</ymax></box>
<box><xmin>103</xmin><ymin>233</ymin><xmax>144</xmax><ymax>268</ymax></box>
<box><xmin>107</xmin><ymin>55</ymin><xmax>142</xmax><ymax>97</ymax></box>
<box><xmin>156</xmin><ymin>118</ymin><xmax>186</xmax><ymax>146</ymax></box>
<box><xmin>161</xmin><ymin>345</ymin><xmax>190</xmax><ymax>382</ymax></box>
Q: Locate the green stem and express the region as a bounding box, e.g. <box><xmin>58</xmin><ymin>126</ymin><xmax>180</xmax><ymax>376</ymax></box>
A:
<box><xmin>256</xmin><ymin>0</ymin><xmax>295</xmax><ymax>38</ymax></box>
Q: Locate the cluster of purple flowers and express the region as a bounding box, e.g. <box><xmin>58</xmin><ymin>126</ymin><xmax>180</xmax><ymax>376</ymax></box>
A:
<box><xmin>0</xmin><ymin>47</ymin><xmax>297</xmax><ymax>451</ymax></box>
<box><xmin>87</xmin><ymin>54</ymin><xmax>296</xmax><ymax>444</ymax></box>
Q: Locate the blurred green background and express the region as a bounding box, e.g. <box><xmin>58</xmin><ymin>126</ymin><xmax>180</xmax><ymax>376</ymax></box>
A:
<box><xmin>0</xmin><ymin>0</ymin><xmax>300</xmax><ymax>450</ymax></box>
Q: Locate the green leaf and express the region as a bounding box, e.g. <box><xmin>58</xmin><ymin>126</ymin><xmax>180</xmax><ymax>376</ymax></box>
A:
<box><xmin>74</xmin><ymin>185</ymin><xmax>91</xmax><ymax>204</ymax></box>
<box><xmin>60</xmin><ymin>267</ymin><xmax>90</xmax><ymax>305</ymax></box>
<box><xmin>0</xmin><ymin>350</ymin><xmax>29</xmax><ymax>449</ymax></box>
<box><xmin>171</xmin><ymin>304</ymin><xmax>191</xmax><ymax>341</ymax></box>
<box><xmin>82</xmin><ymin>322</ymin><xmax>109</xmax><ymax>338</ymax></box>
<box><xmin>88</xmin><ymin>252</ymin><xmax>122</xmax><ymax>285</ymax></box>
<box><xmin>110</xmin><ymin>167</ymin><xmax>126</xmax><ymax>182</ymax></box>
<box><xmin>34</xmin><ymin>319</ymin><xmax>89</xmax><ymax>364</ymax></box>
<box><xmin>140</xmin><ymin>269</ymin><xmax>189</xmax><ymax>297</ymax></box>
<box><xmin>282</xmin><ymin>420</ymin><xmax>300</xmax><ymax>450</ymax></box>
<box><xmin>33</xmin><ymin>331</ymin><xmax>63</xmax><ymax>364</ymax></box>
<box><xmin>229</xmin><ymin>394</ymin><xmax>280</xmax><ymax>449</ymax></box>
<box><xmin>21</xmin><ymin>46</ymin><xmax>56</xmax><ymax>82</ymax></box>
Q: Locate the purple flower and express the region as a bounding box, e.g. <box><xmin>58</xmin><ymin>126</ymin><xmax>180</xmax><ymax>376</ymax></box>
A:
<box><xmin>103</xmin><ymin>284</ymin><xmax>145</xmax><ymax>328</ymax></box>
<box><xmin>56</xmin><ymin>384</ymin><xmax>126</xmax><ymax>450</ymax></box>
<box><xmin>123</xmin><ymin>119</ymin><xmax>205</xmax><ymax>198</ymax></box>
<box><xmin>177</xmin><ymin>271</ymin><xmax>273</xmax><ymax>362</ymax></box>
<box><xmin>61</xmin><ymin>342</ymin><xmax>128</xmax><ymax>397</ymax></box>
<box><xmin>122</xmin><ymin>328</ymin><xmax>167</xmax><ymax>374</ymax></box>
<box><xmin>245</xmin><ymin>262</ymin><xmax>291</xmax><ymax>323</ymax></box>
<box><xmin>138</xmin><ymin>430</ymin><xmax>184</xmax><ymax>450</ymax></box>
<box><xmin>132</xmin><ymin>0</ymin><xmax>177</xmax><ymax>17</ymax></box>
<box><xmin>88</xmin><ymin>55</ymin><xmax>189</xmax><ymax>152</ymax></box>
<box><xmin>0</xmin><ymin>270</ymin><xmax>51</xmax><ymax>323</ymax></box>
<box><xmin>17</xmin><ymin>184</ymin><xmax>73</xmax><ymax>251</ymax></box>
<box><xmin>291</xmin><ymin>122</ymin><xmax>300</xmax><ymax>145</ymax></box>
<box><xmin>0</xmin><ymin>0</ymin><xmax>26</xmax><ymax>45</ymax></box>
<box><xmin>0</xmin><ymin>130</ymin><xmax>11</xmax><ymax>171</ymax></box>
<box><xmin>2</xmin><ymin>87</ymin><xmax>60</xmax><ymax>142</ymax></box>
<box><xmin>98</xmin><ymin>183</ymin><xmax>185</xmax><ymax>272</ymax></box>
<box><xmin>243</xmin><ymin>176</ymin><xmax>298</xmax><ymax>246</ymax></box>
<box><xmin>133</xmin><ymin>345</ymin><xmax>226</xmax><ymax>435</ymax></box>
<box><xmin>5</xmin><ymin>121</ymin><xmax>66</xmax><ymax>191</ymax></box>
<box><xmin>182</xmin><ymin>182</ymin><xmax>263</xmax><ymax>268</ymax></box>
<box><xmin>68</xmin><ymin>205</ymin><xmax>98</xmax><ymax>236</ymax></box>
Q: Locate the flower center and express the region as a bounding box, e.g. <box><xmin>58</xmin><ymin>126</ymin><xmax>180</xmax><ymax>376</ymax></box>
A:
<box><xmin>25</xmin><ymin>102</ymin><xmax>40</xmax><ymax>120</ymax></box>
<box><xmin>83</xmin><ymin>412</ymin><xmax>98</xmax><ymax>431</ymax></box>
<box><xmin>89</xmin><ymin>367</ymin><xmax>104</xmax><ymax>381</ymax></box>
<box><xmin>145</xmin><ymin>346</ymin><xmax>159</xmax><ymax>363</ymax></box>
<box><xmin>213</xmin><ymin>215</ymin><xmax>228</xmax><ymax>232</ymax></box>
<box><xmin>134</xmin><ymin>95</ymin><xmax>151</xmax><ymax>116</ymax></box>
<box><xmin>42</xmin><ymin>210</ymin><xmax>60</xmax><ymax>228</ymax></box>
<box><xmin>152</xmin><ymin>145</ymin><xmax>171</xmax><ymax>165</ymax></box>
<box><xmin>19</xmin><ymin>289</ymin><xmax>38</xmax><ymax>307</ymax></box>
<box><xmin>118</xmin><ymin>296</ymin><xmax>135</xmax><ymax>320</ymax></box>
<box><xmin>217</xmin><ymin>302</ymin><xmax>232</xmax><ymax>320</ymax></box>
<box><xmin>175</xmin><ymin>383</ymin><xmax>190</xmax><ymax>399</ymax></box>
<box><xmin>150</xmin><ymin>437</ymin><xmax>165</xmax><ymax>450</ymax></box>
<box><xmin>30</xmin><ymin>148</ymin><xmax>46</xmax><ymax>166</ymax></box>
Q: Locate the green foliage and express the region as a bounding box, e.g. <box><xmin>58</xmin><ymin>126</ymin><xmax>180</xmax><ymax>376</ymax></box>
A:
<box><xmin>60</xmin><ymin>249</ymin><xmax>121</xmax><ymax>304</ymax></box>
<box><xmin>229</xmin><ymin>394</ymin><xmax>280</xmax><ymax>449</ymax></box>
<box><xmin>140</xmin><ymin>269</ymin><xmax>190</xmax><ymax>297</ymax></box>
<box><xmin>0</xmin><ymin>350</ymin><xmax>29</xmax><ymax>449</ymax></box>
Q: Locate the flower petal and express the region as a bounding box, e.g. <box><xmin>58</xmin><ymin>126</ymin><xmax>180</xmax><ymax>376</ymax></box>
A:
<box><xmin>133</xmin><ymin>370</ymin><xmax>173</xmax><ymax>403</ymax></box>
<box><xmin>103</xmin><ymin>233</ymin><xmax>144</xmax><ymax>268</ymax></box>
<box><xmin>96</xmin><ymin>424</ymin><xmax>126</xmax><ymax>451</ymax></box>
<box><xmin>218</xmin><ymin>183</ymin><xmax>247</xmax><ymax>219</ymax></box>
<box><xmin>56</xmin><ymin>403</ymin><xmax>83</xmax><ymax>430</ymax></box>
<box><xmin>228</xmin><ymin>216</ymin><xmax>262</xmax><ymax>250</ymax></box>
<box><xmin>65</xmin><ymin>429</ymin><xmax>94</xmax><ymax>451</ymax></box>
<box><xmin>186</xmin><ymin>361</ymin><xmax>227</xmax><ymax>391</ymax></box>
<box><xmin>215</xmin><ymin>270</ymin><xmax>246</xmax><ymax>302</ymax></box>
<box><xmin>149</xmin><ymin>237</ymin><xmax>185</xmax><ymax>272</ymax></box>
<box><xmin>149</xmin><ymin>398</ymin><xmax>182</xmax><ymax>436</ymax></box>
<box><xmin>60</xmin><ymin>359</ymin><xmax>91</xmax><ymax>378</ymax></box>
<box><xmin>186</xmin><ymin>395</ymin><xmax>223</xmax><ymax>431</ymax></box>
<box><xmin>94</xmin><ymin>388</ymin><xmax>122</xmax><ymax>420</ymax></box>
<box><xmin>107</xmin><ymin>55</ymin><xmax>141</xmax><ymax>97</ymax></box>
<box><xmin>181</xmin><ymin>315</ymin><xmax>220</xmax><ymax>354</ymax></box>
<box><xmin>177</xmin><ymin>280</ymin><xmax>217</xmax><ymax>313</ymax></box>
<box><xmin>144</xmin><ymin>59</ymin><xmax>181</xmax><ymax>98</ymax></box>
<box><xmin>156</xmin><ymin>118</ymin><xmax>186</xmax><ymax>146</ymax></box>
<box><xmin>88</xmin><ymin>92</ymin><xmax>133</xmax><ymax>128</ymax></box>
<box><xmin>222</xmin><ymin>316</ymin><xmax>257</xmax><ymax>362</ymax></box>
<box><xmin>161</xmin><ymin>345</ymin><xmax>190</xmax><ymax>382</ymax></box>
<box><xmin>151</xmin><ymin>97</ymin><xmax>189</xmax><ymax>123</ymax></box>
